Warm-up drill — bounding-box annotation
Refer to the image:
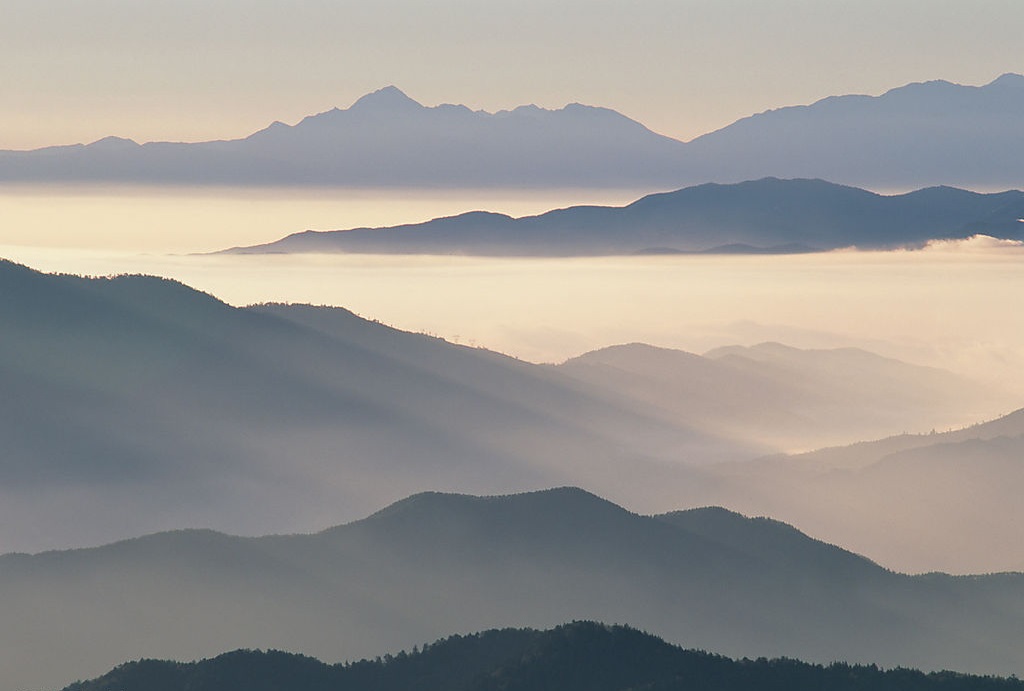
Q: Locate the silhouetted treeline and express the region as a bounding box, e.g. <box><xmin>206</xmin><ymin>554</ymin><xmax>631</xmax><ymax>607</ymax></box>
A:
<box><xmin>63</xmin><ymin>621</ymin><xmax>1024</xmax><ymax>691</ymax></box>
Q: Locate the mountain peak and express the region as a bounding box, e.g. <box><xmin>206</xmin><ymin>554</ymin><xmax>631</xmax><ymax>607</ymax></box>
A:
<box><xmin>343</xmin><ymin>487</ymin><xmax>631</xmax><ymax>541</ymax></box>
<box><xmin>86</xmin><ymin>135</ymin><xmax>140</xmax><ymax>149</ymax></box>
<box><xmin>349</xmin><ymin>85</ymin><xmax>422</xmax><ymax>112</ymax></box>
<box><xmin>987</xmin><ymin>72</ymin><xmax>1024</xmax><ymax>89</ymax></box>
<box><xmin>362</xmin><ymin>486</ymin><xmax>612</xmax><ymax>522</ymax></box>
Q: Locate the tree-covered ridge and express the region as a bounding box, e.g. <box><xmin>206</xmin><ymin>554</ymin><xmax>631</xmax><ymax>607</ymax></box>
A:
<box><xmin>63</xmin><ymin>622</ymin><xmax>1023</xmax><ymax>691</ymax></box>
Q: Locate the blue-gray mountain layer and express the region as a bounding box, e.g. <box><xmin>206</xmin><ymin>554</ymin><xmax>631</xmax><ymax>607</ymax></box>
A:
<box><xmin>5</xmin><ymin>488</ymin><xmax>1024</xmax><ymax>691</ymax></box>
<box><xmin>0</xmin><ymin>258</ymin><xmax>743</xmax><ymax>552</ymax></box>
<box><xmin>2</xmin><ymin>75</ymin><xmax>1022</xmax><ymax>189</ymax></box>
<box><xmin>0</xmin><ymin>259</ymin><xmax>1009</xmax><ymax>559</ymax></box>
<box><xmin>223</xmin><ymin>178</ymin><xmax>1024</xmax><ymax>255</ymax></box>
<box><xmin>0</xmin><ymin>86</ymin><xmax>687</xmax><ymax>188</ymax></box>
<box><xmin>695</xmin><ymin>405</ymin><xmax>1024</xmax><ymax>574</ymax></box>
<box><xmin>683</xmin><ymin>73</ymin><xmax>1024</xmax><ymax>190</ymax></box>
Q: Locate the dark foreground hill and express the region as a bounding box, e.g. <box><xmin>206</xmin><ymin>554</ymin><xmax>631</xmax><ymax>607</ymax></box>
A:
<box><xmin>6</xmin><ymin>488</ymin><xmax>1024</xmax><ymax>691</ymax></box>
<box><xmin>63</xmin><ymin>622</ymin><xmax>1024</xmax><ymax>691</ymax></box>
<box><xmin>224</xmin><ymin>178</ymin><xmax>1024</xmax><ymax>256</ymax></box>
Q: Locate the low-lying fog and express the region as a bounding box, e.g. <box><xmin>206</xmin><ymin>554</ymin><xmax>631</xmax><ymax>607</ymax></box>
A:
<box><xmin>4</xmin><ymin>237</ymin><xmax>1024</xmax><ymax>395</ymax></box>
<box><xmin>4</xmin><ymin>186</ymin><xmax>1024</xmax><ymax>575</ymax></box>
<box><xmin>0</xmin><ymin>185</ymin><xmax>653</xmax><ymax>253</ymax></box>
<box><xmin>4</xmin><ymin>184</ymin><xmax>1022</xmax><ymax>395</ymax></box>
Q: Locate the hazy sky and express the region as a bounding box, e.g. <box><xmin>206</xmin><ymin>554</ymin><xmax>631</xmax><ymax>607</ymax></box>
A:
<box><xmin>2</xmin><ymin>0</ymin><xmax>1021</xmax><ymax>150</ymax></box>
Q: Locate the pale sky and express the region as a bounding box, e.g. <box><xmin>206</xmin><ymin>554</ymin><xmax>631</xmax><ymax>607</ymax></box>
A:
<box><xmin>1</xmin><ymin>0</ymin><xmax>1022</xmax><ymax>150</ymax></box>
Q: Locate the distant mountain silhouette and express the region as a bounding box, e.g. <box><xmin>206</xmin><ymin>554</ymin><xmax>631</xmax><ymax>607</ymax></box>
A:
<box><xmin>63</xmin><ymin>621</ymin><xmax>1024</xmax><ymax>691</ymax></box>
<box><xmin>0</xmin><ymin>86</ymin><xmax>688</xmax><ymax>187</ymax></box>
<box><xmin>0</xmin><ymin>259</ymin><xmax>1013</xmax><ymax>563</ymax></box>
<box><xmin>557</xmin><ymin>341</ymin><xmax>1012</xmax><ymax>451</ymax></box>
<box><xmin>685</xmin><ymin>406</ymin><xmax>1024</xmax><ymax>573</ymax></box>
<box><xmin>223</xmin><ymin>178</ymin><xmax>1024</xmax><ymax>255</ymax></box>
<box><xmin>2</xmin><ymin>75</ymin><xmax>1022</xmax><ymax>188</ymax></box>
<box><xmin>6</xmin><ymin>488</ymin><xmax>1024</xmax><ymax>691</ymax></box>
<box><xmin>683</xmin><ymin>73</ymin><xmax>1024</xmax><ymax>190</ymax></box>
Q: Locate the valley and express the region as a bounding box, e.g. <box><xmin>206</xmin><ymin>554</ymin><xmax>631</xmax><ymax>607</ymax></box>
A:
<box><xmin>2</xmin><ymin>53</ymin><xmax>1023</xmax><ymax>690</ymax></box>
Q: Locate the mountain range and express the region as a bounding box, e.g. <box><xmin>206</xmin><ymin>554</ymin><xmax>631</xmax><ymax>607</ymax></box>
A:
<box><xmin>5</xmin><ymin>488</ymin><xmax>1024</xmax><ymax>691</ymax></box>
<box><xmin>0</xmin><ymin>85</ymin><xmax>687</xmax><ymax>188</ymax></box>
<box><xmin>682</xmin><ymin>73</ymin><xmax>1024</xmax><ymax>190</ymax></box>
<box><xmin>556</xmin><ymin>341</ymin><xmax>1011</xmax><ymax>452</ymax></box>
<box><xmin>221</xmin><ymin>177</ymin><xmax>1024</xmax><ymax>255</ymax></box>
<box><xmin>0</xmin><ymin>258</ymin><xmax>1011</xmax><ymax>557</ymax></box>
<box><xmin>2</xmin><ymin>75</ymin><xmax>1023</xmax><ymax>190</ymax></box>
<box><xmin>689</xmin><ymin>408</ymin><xmax>1024</xmax><ymax>574</ymax></box>
<box><xmin>0</xmin><ymin>258</ymin><xmax>731</xmax><ymax>551</ymax></box>
<box><xmin>63</xmin><ymin>621</ymin><xmax>1024</xmax><ymax>691</ymax></box>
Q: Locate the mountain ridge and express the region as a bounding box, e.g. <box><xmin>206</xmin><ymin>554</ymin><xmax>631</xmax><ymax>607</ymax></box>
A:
<box><xmin>682</xmin><ymin>73</ymin><xmax>1024</xmax><ymax>189</ymax></box>
<box><xmin>684</xmin><ymin>405</ymin><xmax>1024</xmax><ymax>573</ymax></box>
<box><xmin>4</xmin><ymin>487</ymin><xmax>1024</xmax><ymax>691</ymax></box>
<box><xmin>2</xmin><ymin>74</ymin><xmax>1022</xmax><ymax>188</ymax></box>
<box><xmin>0</xmin><ymin>258</ymin><xmax>760</xmax><ymax>552</ymax></box>
<box><xmin>61</xmin><ymin>621</ymin><xmax>1024</xmax><ymax>691</ymax></box>
<box><xmin>0</xmin><ymin>85</ymin><xmax>688</xmax><ymax>187</ymax></box>
<box><xmin>1</xmin><ymin>257</ymin><xmax>1015</xmax><ymax>566</ymax></box>
<box><xmin>221</xmin><ymin>178</ymin><xmax>1024</xmax><ymax>256</ymax></box>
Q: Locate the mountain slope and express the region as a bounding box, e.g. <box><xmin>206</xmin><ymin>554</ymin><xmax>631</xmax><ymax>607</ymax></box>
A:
<box><xmin>63</xmin><ymin>622</ymin><xmax>1024</xmax><ymax>691</ymax></box>
<box><xmin>4</xmin><ymin>489</ymin><xmax>1024</xmax><ymax>691</ymax></box>
<box><xmin>2</xmin><ymin>258</ymin><xmax>1017</xmax><ymax>568</ymax></box>
<box><xmin>224</xmin><ymin>178</ymin><xmax>1024</xmax><ymax>256</ymax></box>
<box><xmin>683</xmin><ymin>73</ymin><xmax>1024</xmax><ymax>189</ymax></box>
<box><xmin>0</xmin><ymin>258</ymin><xmax>748</xmax><ymax>552</ymax></box>
<box><xmin>687</xmin><ymin>408</ymin><xmax>1024</xmax><ymax>573</ymax></box>
<box><xmin>556</xmin><ymin>341</ymin><xmax>1012</xmax><ymax>451</ymax></box>
<box><xmin>0</xmin><ymin>86</ymin><xmax>689</xmax><ymax>188</ymax></box>
<box><xmin>2</xmin><ymin>75</ymin><xmax>1022</xmax><ymax>189</ymax></box>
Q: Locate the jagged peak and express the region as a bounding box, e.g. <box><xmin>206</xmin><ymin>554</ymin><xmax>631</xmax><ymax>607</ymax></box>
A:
<box><xmin>348</xmin><ymin>85</ymin><xmax>422</xmax><ymax>112</ymax></box>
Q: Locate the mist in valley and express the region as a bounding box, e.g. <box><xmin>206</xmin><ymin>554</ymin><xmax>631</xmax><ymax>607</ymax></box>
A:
<box><xmin>6</xmin><ymin>4</ymin><xmax>1024</xmax><ymax>689</ymax></box>
<box><xmin>2</xmin><ymin>242</ymin><xmax>1024</xmax><ymax>574</ymax></box>
<box><xmin>6</xmin><ymin>230</ymin><xmax>1024</xmax><ymax>396</ymax></box>
<box><xmin>4</xmin><ymin>189</ymin><xmax>1024</xmax><ymax>690</ymax></box>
